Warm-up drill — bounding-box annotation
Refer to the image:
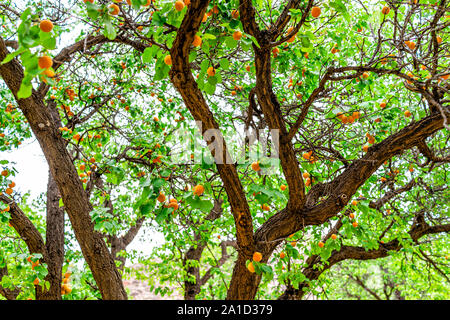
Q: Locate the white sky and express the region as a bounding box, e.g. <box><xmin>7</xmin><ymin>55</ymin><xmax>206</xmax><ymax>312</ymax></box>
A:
<box><xmin>1</xmin><ymin>138</ymin><xmax>49</xmax><ymax>200</ymax></box>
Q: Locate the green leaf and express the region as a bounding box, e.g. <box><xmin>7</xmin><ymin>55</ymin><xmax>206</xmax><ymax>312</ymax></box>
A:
<box><xmin>17</xmin><ymin>82</ymin><xmax>32</xmax><ymax>99</ymax></box>
<box><xmin>104</xmin><ymin>20</ymin><xmax>117</xmax><ymax>40</ymax></box>
<box><xmin>139</xmin><ymin>201</ymin><xmax>154</xmax><ymax>216</ymax></box>
<box><xmin>155</xmin><ymin>207</ymin><xmax>170</xmax><ymax>224</ymax></box>
<box><xmin>1</xmin><ymin>47</ymin><xmax>27</xmax><ymax>65</ymax></box>
<box><xmin>207</xmin><ymin>75</ymin><xmax>218</xmax><ymax>86</ymax></box>
<box><xmin>152</xmin><ymin>11</ymin><xmax>167</xmax><ymax>26</ymax></box>
<box><xmin>152</xmin><ymin>178</ymin><xmax>166</xmax><ymax>188</ymax></box>
<box><xmin>142</xmin><ymin>47</ymin><xmax>154</xmax><ymax>63</ymax></box>
<box><xmin>219</xmin><ymin>58</ymin><xmax>230</xmax><ymax>70</ymax></box>
<box><xmin>225</xmin><ymin>37</ymin><xmax>238</xmax><ymax>49</ymax></box>
<box><xmin>203</xmin><ymin>33</ymin><xmax>216</xmax><ymax>40</ymax></box>
<box><xmin>185</xmin><ymin>195</ymin><xmax>214</xmax><ymax>212</ymax></box>
<box><xmin>248</xmin><ymin>35</ymin><xmax>261</xmax><ymax>49</ymax></box>
<box><xmin>204</xmin><ymin>82</ymin><xmax>216</xmax><ymax>95</ymax></box>
<box><xmin>41</xmin><ymin>37</ymin><xmax>56</xmax><ymax>50</ymax></box>
<box><xmin>106</xmin><ymin>166</ymin><xmax>125</xmax><ymax>185</ymax></box>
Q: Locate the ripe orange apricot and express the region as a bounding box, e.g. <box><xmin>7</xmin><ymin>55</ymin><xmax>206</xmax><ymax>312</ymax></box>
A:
<box><xmin>33</xmin><ymin>278</ymin><xmax>40</xmax><ymax>286</ymax></box>
<box><xmin>192</xmin><ymin>35</ymin><xmax>202</xmax><ymax>47</ymax></box>
<box><xmin>436</xmin><ymin>36</ymin><xmax>442</xmax><ymax>44</ymax></box>
<box><xmin>168</xmin><ymin>201</ymin><xmax>179</xmax><ymax>211</ymax></box>
<box><xmin>404</xmin><ymin>110</ymin><xmax>412</xmax><ymax>117</ymax></box>
<box><xmin>318</xmin><ymin>241</ymin><xmax>324</xmax><ymax>248</ymax></box>
<box><xmin>207</xmin><ymin>66</ymin><xmax>215</xmax><ymax>77</ymax></box>
<box><xmin>280</xmin><ymin>184</ymin><xmax>287</xmax><ymax>191</ymax></box>
<box><xmin>157</xmin><ymin>192</ymin><xmax>166</xmax><ymax>203</ymax></box>
<box><xmin>164</xmin><ymin>55</ymin><xmax>172</xmax><ymax>66</ymax></box>
<box><xmin>62</xmin><ymin>284</ymin><xmax>72</xmax><ymax>294</ymax></box>
<box><xmin>109</xmin><ymin>4</ymin><xmax>120</xmax><ymax>15</ymax></box>
<box><xmin>405</xmin><ymin>40</ymin><xmax>416</xmax><ymax>50</ymax></box>
<box><xmin>233</xmin><ymin>31</ymin><xmax>242</xmax><ymax>41</ymax></box>
<box><xmin>287</xmin><ymin>34</ymin><xmax>296</xmax><ymax>43</ymax></box>
<box><xmin>253</xmin><ymin>252</ymin><xmax>262</xmax><ymax>262</ymax></box>
<box><xmin>352</xmin><ymin>200</ymin><xmax>358</xmax><ymax>206</ymax></box>
<box><xmin>362</xmin><ymin>72</ymin><xmax>369</xmax><ymax>79</ymax></box>
<box><xmin>202</xmin><ymin>13</ymin><xmax>208</xmax><ymax>22</ymax></box>
<box><xmin>347</xmin><ymin>115</ymin><xmax>355</xmax><ymax>123</ymax></box>
<box><xmin>349</xmin><ymin>212</ymin><xmax>355</xmax><ymax>219</ymax></box>
<box><xmin>5</xmin><ymin>188</ymin><xmax>13</xmax><ymax>195</ymax></box>
<box><xmin>302</xmin><ymin>150</ymin><xmax>312</xmax><ymax>160</ymax></box>
<box><xmin>43</xmin><ymin>68</ymin><xmax>55</xmax><ymax>78</ymax></box>
<box><xmin>280</xmin><ymin>252</ymin><xmax>286</xmax><ymax>259</ymax></box>
<box><xmin>272</xmin><ymin>47</ymin><xmax>280</xmax><ymax>57</ymax></box>
<box><xmin>302</xmin><ymin>172</ymin><xmax>310</xmax><ymax>179</ymax></box>
<box><xmin>251</xmin><ymin>161</ymin><xmax>260</xmax><ymax>171</ymax></box>
<box><xmin>231</xmin><ymin>9</ymin><xmax>239</xmax><ymax>19</ymax></box>
<box><xmin>363</xmin><ymin>145</ymin><xmax>369</xmax><ymax>152</ymax></box>
<box><xmin>1</xmin><ymin>170</ymin><xmax>8</xmax><ymax>176</ymax></box>
<box><xmin>305</xmin><ymin>178</ymin><xmax>311</xmax><ymax>187</ymax></box>
<box><xmin>382</xmin><ymin>6</ymin><xmax>390</xmax><ymax>15</ymax></box>
<box><xmin>311</xmin><ymin>6</ymin><xmax>321</xmax><ymax>18</ymax></box>
<box><xmin>39</xmin><ymin>20</ymin><xmax>53</xmax><ymax>33</ymax></box>
<box><xmin>38</xmin><ymin>55</ymin><xmax>53</xmax><ymax>69</ymax></box>
<box><xmin>379</xmin><ymin>102</ymin><xmax>386</xmax><ymax>109</ymax></box>
<box><xmin>193</xmin><ymin>184</ymin><xmax>205</xmax><ymax>196</ymax></box>
<box><xmin>331</xmin><ymin>234</ymin><xmax>337</xmax><ymax>240</ymax></box>
<box><xmin>247</xmin><ymin>261</ymin><xmax>255</xmax><ymax>273</ymax></box>
<box><xmin>175</xmin><ymin>1</ymin><xmax>185</xmax><ymax>11</ymax></box>
<box><xmin>352</xmin><ymin>221</ymin><xmax>358</xmax><ymax>227</ymax></box>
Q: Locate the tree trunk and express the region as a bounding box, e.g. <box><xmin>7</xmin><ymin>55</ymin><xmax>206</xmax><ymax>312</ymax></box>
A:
<box><xmin>0</xmin><ymin>38</ymin><xmax>127</xmax><ymax>300</ymax></box>
<box><xmin>183</xmin><ymin>240</ymin><xmax>204</xmax><ymax>300</ymax></box>
<box><xmin>35</xmin><ymin>171</ymin><xmax>65</xmax><ymax>300</ymax></box>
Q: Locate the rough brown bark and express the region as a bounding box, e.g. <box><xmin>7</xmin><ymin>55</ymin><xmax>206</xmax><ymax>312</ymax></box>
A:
<box><xmin>0</xmin><ymin>37</ymin><xmax>127</xmax><ymax>300</ymax></box>
<box><xmin>183</xmin><ymin>233</ymin><xmax>205</xmax><ymax>300</ymax></box>
<box><xmin>183</xmin><ymin>200</ymin><xmax>227</xmax><ymax>300</ymax></box>
<box><xmin>167</xmin><ymin>0</ymin><xmax>257</xmax><ymax>300</ymax></box>
<box><xmin>35</xmin><ymin>171</ymin><xmax>65</xmax><ymax>300</ymax></box>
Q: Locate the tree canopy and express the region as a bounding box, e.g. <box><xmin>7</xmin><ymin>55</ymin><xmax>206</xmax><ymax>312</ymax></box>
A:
<box><xmin>0</xmin><ymin>0</ymin><xmax>449</xmax><ymax>300</ymax></box>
